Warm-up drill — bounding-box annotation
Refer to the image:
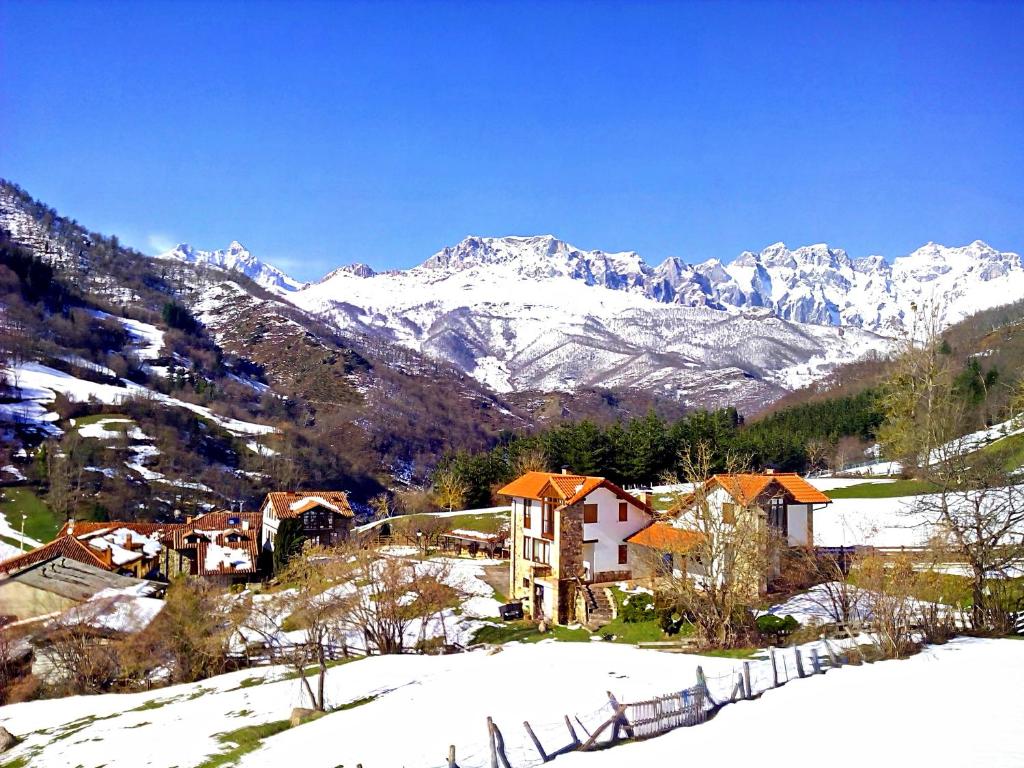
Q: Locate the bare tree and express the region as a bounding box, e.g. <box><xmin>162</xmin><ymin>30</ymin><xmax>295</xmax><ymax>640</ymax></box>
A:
<box><xmin>242</xmin><ymin>547</ymin><xmax>354</xmax><ymax>711</ymax></box>
<box><xmin>636</xmin><ymin>443</ymin><xmax>772</xmax><ymax>648</ymax></box>
<box><xmin>879</xmin><ymin>306</ymin><xmax>1024</xmax><ymax>630</ymax></box>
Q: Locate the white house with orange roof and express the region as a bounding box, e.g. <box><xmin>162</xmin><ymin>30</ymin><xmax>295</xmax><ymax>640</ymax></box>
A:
<box><xmin>498</xmin><ymin>470</ymin><xmax>655</xmax><ymax>625</ymax></box>
<box><xmin>627</xmin><ymin>471</ymin><xmax>832</xmax><ymax>593</ymax></box>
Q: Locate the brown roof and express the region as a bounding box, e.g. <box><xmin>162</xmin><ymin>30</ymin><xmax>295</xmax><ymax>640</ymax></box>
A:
<box><xmin>263</xmin><ymin>491</ymin><xmax>354</xmax><ymax>520</ymax></box>
<box><xmin>626</xmin><ymin>523</ymin><xmax>702</xmax><ymax>554</ymax></box>
<box><xmin>56</xmin><ymin>520</ymin><xmax>180</xmax><ymax>538</ymax></box>
<box><xmin>498</xmin><ymin>472</ymin><xmax>653</xmax><ymax>512</ymax></box>
<box><xmin>0</xmin><ymin>536</ymin><xmax>109</xmax><ymax>575</ymax></box>
<box><xmin>166</xmin><ymin>511</ymin><xmax>263</xmax><ymax>576</ymax></box>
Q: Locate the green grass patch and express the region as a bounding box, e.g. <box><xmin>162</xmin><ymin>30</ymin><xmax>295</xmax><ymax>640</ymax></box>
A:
<box><xmin>975</xmin><ymin>432</ymin><xmax>1024</xmax><ymax>472</ymax></box>
<box><xmin>395</xmin><ymin>510</ymin><xmax>509</xmax><ymax>535</ymax></box>
<box><xmin>236</xmin><ymin>676</ymin><xmax>265</xmax><ymax>689</ymax></box>
<box><xmin>128</xmin><ymin>696</ymin><xmax>179</xmax><ymax>712</ymax></box>
<box><xmin>334</xmin><ymin>694</ymin><xmax>377</xmax><ymax>711</ymax></box>
<box><xmin>196</xmin><ymin>720</ymin><xmax>292</xmax><ymax>768</ymax></box>
<box><xmin>0</xmin><ymin>487</ymin><xmax>61</xmax><ymax>542</ymax></box>
<box><xmin>125</xmin><ymin>722</ymin><xmax>151</xmax><ymax>729</ymax></box>
<box><xmin>277</xmin><ymin>654</ymin><xmax>364</xmax><ymax>681</ymax></box>
<box><xmin>697</xmin><ymin>647</ymin><xmax>759</xmax><ymax>659</ymax></box>
<box><xmin>73</xmin><ymin>413</ymin><xmax>130</xmax><ymax>426</ymax></box>
<box><xmin>471</xmin><ymin>619</ymin><xmax>591</xmax><ymax>645</ymax></box>
<box><xmin>825</xmin><ymin>479</ymin><xmax>939</xmax><ymax>499</ymax></box>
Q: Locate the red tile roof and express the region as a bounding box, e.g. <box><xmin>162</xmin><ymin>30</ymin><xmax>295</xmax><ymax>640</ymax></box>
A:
<box><xmin>165</xmin><ymin>511</ymin><xmax>263</xmax><ymax>576</ymax></box>
<box><xmin>626</xmin><ymin>523</ymin><xmax>702</xmax><ymax>554</ymax></box>
<box><xmin>0</xmin><ymin>536</ymin><xmax>109</xmax><ymax>575</ymax></box>
<box><xmin>262</xmin><ymin>491</ymin><xmax>354</xmax><ymax>520</ymax></box>
<box><xmin>708</xmin><ymin>473</ymin><xmax>830</xmax><ymax>505</ymax></box>
<box><xmin>497</xmin><ymin>472</ymin><xmax>653</xmax><ymax>512</ymax></box>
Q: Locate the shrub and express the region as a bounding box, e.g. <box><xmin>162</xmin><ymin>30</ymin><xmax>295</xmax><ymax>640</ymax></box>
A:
<box><xmin>756</xmin><ymin>613</ymin><xmax>800</xmax><ymax>642</ymax></box>
<box><xmin>620</xmin><ymin>592</ymin><xmax>656</xmax><ymax>623</ymax></box>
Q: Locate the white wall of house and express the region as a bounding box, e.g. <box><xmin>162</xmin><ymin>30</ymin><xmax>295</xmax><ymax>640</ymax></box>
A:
<box><xmin>581</xmin><ymin>487</ymin><xmax>650</xmax><ymax>576</ymax></box>
<box><xmin>261</xmin><ymin>502</ymin><xmax>278</xmax><ymax>549</ymax></box>
<box><xmin>786</xmin><ymin>504</ymin><xmax>810</xmax><ymax>546</ymax></box>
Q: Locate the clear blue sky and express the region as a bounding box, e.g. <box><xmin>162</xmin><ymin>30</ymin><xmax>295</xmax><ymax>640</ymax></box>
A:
<box><xmin>2</xmin><ymin>1</ymin><xmax>1022</xmax><ymax>280</ymax></box>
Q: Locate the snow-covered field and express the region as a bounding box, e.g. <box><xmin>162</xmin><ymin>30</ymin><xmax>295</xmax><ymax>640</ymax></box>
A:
<box><xmin>2</xmin><ymin>637</ymin><xmax>1020</xmax><ymax>768</ymax></box>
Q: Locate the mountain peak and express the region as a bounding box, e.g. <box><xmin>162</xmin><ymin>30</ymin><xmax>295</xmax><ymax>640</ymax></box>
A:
<box><xmin>156</xmin><ymin>241</ymin><xmax>304</xmax><ymax>295</ymax></box>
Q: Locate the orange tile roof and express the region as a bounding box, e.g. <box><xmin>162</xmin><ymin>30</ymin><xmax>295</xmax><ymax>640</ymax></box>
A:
<box><xmin>497</xmin><ymin>471</ymin><xmax>653</xmax><ymax>512</ymax></box>
<box><xmin>626</xmin><ymin>523</ymin><xmax>702</xmax><ymax>554</ymax></box>
<box><xmin>57</xmin><ymin>520</ymin><xmax>181</xmax><ymax>539</ymax></box>
<box><xmin>0</xmin><ymin>535</ymin><xmax>109</xmax><ymax>575</ymax></box>
<box><xmin>709</xmin><ymin>473</ymin><xmax>830</xmax><ymax>505</ymax></box>
<box><xmin>263</xmin><ymin>491</ymin><xmax>354</xmax><ymax>520</ymax></box>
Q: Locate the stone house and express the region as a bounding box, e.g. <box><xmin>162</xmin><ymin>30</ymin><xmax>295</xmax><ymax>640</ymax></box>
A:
<box><xmin>498</xmin><ymin>470</ymin><xmax>654</xmax><ymax>625</ymax></box>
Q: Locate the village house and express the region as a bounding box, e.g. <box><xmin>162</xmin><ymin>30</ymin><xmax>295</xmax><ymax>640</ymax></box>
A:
<box><xmin>0</xmin><ymin>556</ymin><xmax>165</xmax><ymax>625</ymax></box>
<box><xmin>162</xmin><ymin>511</ymin><xmax>264</xmax><ymax>584</ymax></box>
<box><xmin>0</xmin><ymin>521</ymin><xmax>177</xmax><ymax>582</ymax></box>
<box><xmin>259</xmin><ymin>491</ymin><xmax>354</xmax><ymax>550</ymax></box>
<box><xmin>498</xmin><ymin>470</ymin><xmax>655</xmax><ymax>626</ymax></box>
<box><xmin>627</xmin><ymin>471</ymin><xmax>832</xmax><ymax>594</ymax></box>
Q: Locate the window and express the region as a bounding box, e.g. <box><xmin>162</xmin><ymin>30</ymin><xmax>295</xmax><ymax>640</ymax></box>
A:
<box><xmin>722</xmin><ymin>502</ymin><xmax>736</xmax><ymax>525</ymax></box>
<box><xmin>583</xmin><ymin>504</ymin><xmax>598</xmax><ymax>524</ymax></box>
<box><xmin>618</xmin><ymin>502</ymin><xmax>628</xmax><ymax>522</ymax></box>
<box><xmin>522</xmin><ymin>536</ymin><xmax>551</xmax><ymax>565</ymax></box>
<box><xmin>618</xmin><ymin>544</ymin><xmax>628</xmax><ymax>565</ymax></box>
<box><xmin>542</xmin><ymin>505</ymin><xmax>555</xmax><ymax>539</ymax></box>
<box><xmin>522</xmin><ymin>499</ymin><xmax>532</xmax><ymax>529</ymax></box>
<box><xmin>768</xmin><ymin>497</ymin><xmax>787</xmax><ymax>536</ymax></box>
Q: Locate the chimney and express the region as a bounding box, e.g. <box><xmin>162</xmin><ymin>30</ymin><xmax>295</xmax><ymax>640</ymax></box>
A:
<box><xmin>67</xmin><ymin>518</ymin><xmax>75</xmax><ymax>536</ymax></box>
<box><xmin>125</xmin><ymin>532</ymin><xmax>133</xmax><ymax>549</ymax></box>
<box><xmin>561</xmin><ymin>465</ymin><xmax>570</xmax><ymax>475</ymax></box>
<box><xmin>642</xmin><ymin>491</ymin><xmax>653</xmax><ymax>508</ymax></box>
<box><xmin>765</xmin><ymin>468</ymin><xmax>775</xmax><ymax>475</ymax></box>
<box><xmin>242</xmin><ymin>520</ymin><xmax>250</xmax><ymax>531</ymax></box>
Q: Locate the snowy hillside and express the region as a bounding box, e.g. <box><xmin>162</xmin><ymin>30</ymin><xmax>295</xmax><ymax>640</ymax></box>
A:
<box><xmin>158</xmin><ymin>241</ymin><xmax>306</xmax><ymax>296</ymax></box>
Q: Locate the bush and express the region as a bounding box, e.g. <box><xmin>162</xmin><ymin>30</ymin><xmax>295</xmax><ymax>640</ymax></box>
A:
<box><xmin>756</xmin><ymin>613</ymin><xmax>800</xmax><ymax>642</ymax></box>
<box><xmin>620</xmin><ymin>592</ymin><xmax>656</xmax><ymax>623</ymax></box>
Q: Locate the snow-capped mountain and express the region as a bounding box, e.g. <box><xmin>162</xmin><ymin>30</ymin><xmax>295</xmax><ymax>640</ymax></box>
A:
<box><xmin>158</xmin><ymin>241</ymin><xmax>306</xmax><ymax>296</ymax></box>
<box><xmin>156</xmin><ymin>233</ymin><xmax>1023</xmax><ymax>406</ymax></box>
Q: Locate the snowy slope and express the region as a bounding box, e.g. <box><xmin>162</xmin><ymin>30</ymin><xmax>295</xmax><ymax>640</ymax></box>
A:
<box><xmin>2</xmin><ymin>638</ymin><xmax>1020</xmax><ymax>768</ymax></box>
<box><xmin>158</xmin><ymin>241</ymin><xmax>306</xmax><ymax>296</ymax></box>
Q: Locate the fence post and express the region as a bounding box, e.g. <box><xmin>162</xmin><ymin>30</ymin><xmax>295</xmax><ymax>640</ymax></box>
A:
<box><xmin>607</xmin><ymin>691</ymin><xmax>634</xmax><ymax>740</ymax></box>
<box><xmin>448</xmin><ymin>744</ymin><xmax>457</xmax><ymax>768</ymax></box>
<box><xmin>768</xmin><ymin>646</ymin><xmax>779</xmax><ymax>688</ymax></box>
<box><xmin>487</xmin><ymin>717</ymin><xmax>498</xmax><ymax>768</ymax></box>
<box><xmin>695</xmin><ymin>666</ymin><xmax>716</xmax><ymax>706</ymax></box>
<box><xmin>564</xmin><ymin>715</ymin><xmax>580</xmax><ymax>746</ymax></box>
<box><xmin>743</xmin><ymin>661</ymin><xmax>753</xmax><ymax>699</ymax></box>
<box><xmin>490</xmin><ymin>719</ymin><xmax>513</xmax><ymax>768</ymax></box>
<box><xmin>810</xmin><ymin>647</ymin><xmax>822</xmax><ymax>675</ymax></box>
<box><xmin>524</xmin><ymin>720</ymin><xmax>550</xmax><ymax>762</ymax></box>
<box><xmin>794</xmin><ymin>648</ymin><xmax>805</xmax><ymax>678</ymax></box>
<box><xmin>822</xmin><ymin>637</ymin><xmax>841</xmax><ymax>668</ymax></box>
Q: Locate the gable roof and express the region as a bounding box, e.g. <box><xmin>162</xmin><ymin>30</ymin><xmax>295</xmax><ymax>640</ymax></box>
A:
<box><xmin>56</xmin><ymin>521</ymin><xmax>178</xmax><ymax>539</ymax></box>
<box><xmin>0</xmin><ymin>535</ymin><xmax>110</xmax><ymax>576</ymax></box>
<box><xmin>165</xmin><ymin>511</ymin><xmax>263</xmax><ymax>576</ymax></box>
<box><xmin>708</xmin><ymin>473</ymin><xmax>830</xmax><ymax>506</ymax></box>
<box><xmin>262</xmin><ymin>491</ymin><xmax>354</xmax><ymax>520</ymax></box>
<box><xmin>498</xmin><ymin>472</ymin><xmax>654</xmax><ymax>512</ymax></box>
<box><xmin>0</xmin><ymin>557</ymin><xmax>163</xmax><ymax>602</ymax></box>
<box><xmin>626</xmin><ymin>523</ymin><xmax>702</xmax><ymax>554</ymax></box>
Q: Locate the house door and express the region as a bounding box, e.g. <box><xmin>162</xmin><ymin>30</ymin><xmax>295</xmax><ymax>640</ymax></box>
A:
<box><xmin>582</xmin><ymin>542</ymin><xmax>596</xmax><ymax>583</ymax></box>
<box><xmin>533</xmin><ymin>584</ymin><xmax>545</xmax><ymax>620</ymax></box>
